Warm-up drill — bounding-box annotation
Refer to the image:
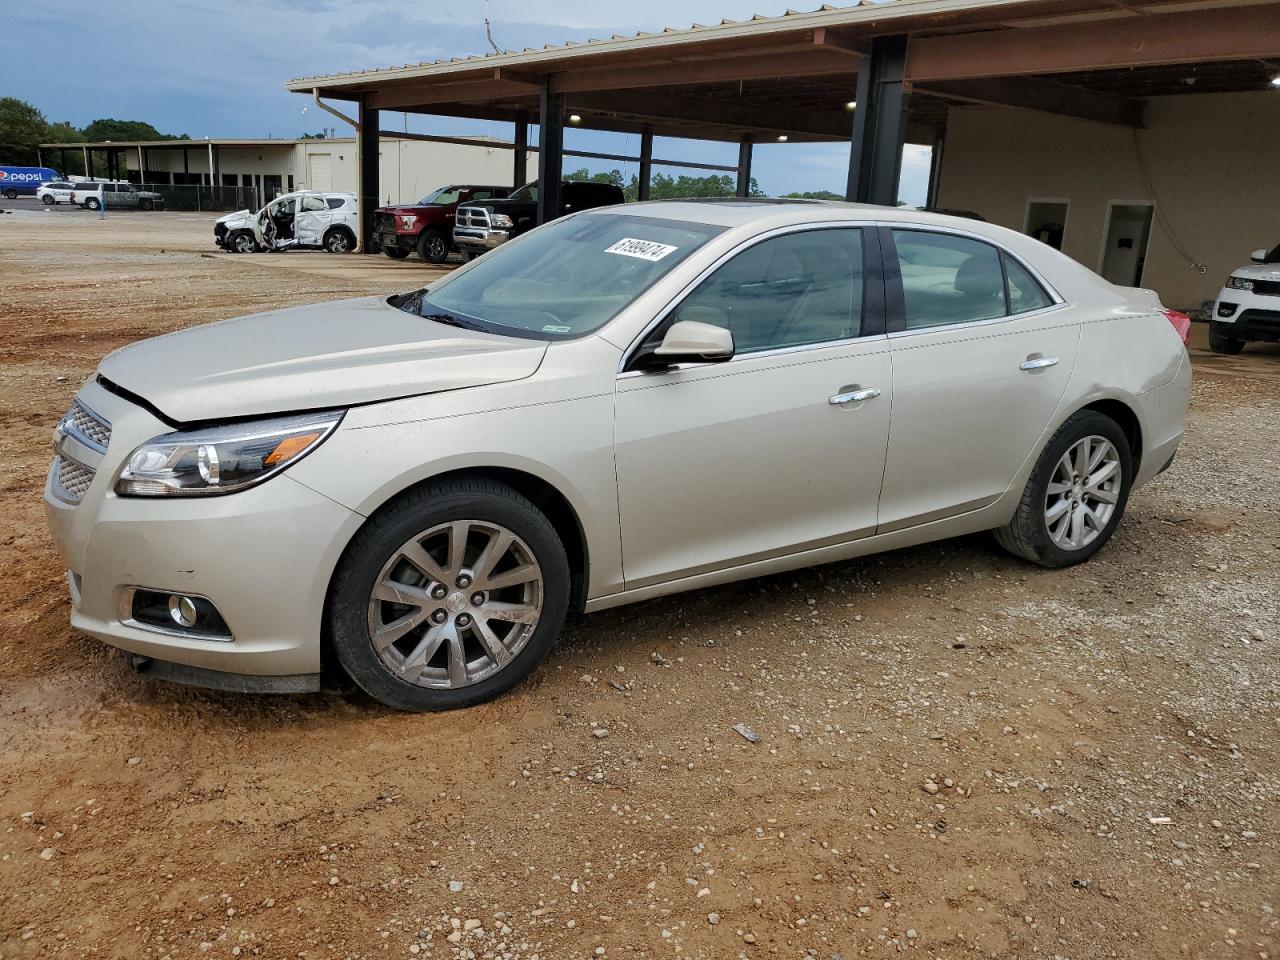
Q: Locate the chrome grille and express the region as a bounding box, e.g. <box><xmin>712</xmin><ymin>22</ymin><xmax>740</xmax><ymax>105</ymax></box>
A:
<box><xmin>455</xmin><ymin>206</ymin><xmax>491</xmax><ymax>230</ymax></box>
<box><xmin>63</xmin><ymin>400</ymin><xmax>111</xmax><ymax>451</ymax></box>
<box><xmin>53</xmin><ymin>456</ymin><xmax>95</xmax><ymax>500</ymax></box>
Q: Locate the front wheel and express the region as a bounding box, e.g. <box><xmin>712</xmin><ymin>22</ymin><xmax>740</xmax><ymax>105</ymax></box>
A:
<box><xmin>417</xmin><ymin>229</ymin><xmax>450</xmax><ymax>264</ymax></box>
<box><xmin>995</xmin><ymin>410</ymin><xmax>1133</xmax><ymax>568</ymax></box>
<box><xmin>229</xmin><ymin>231</ymin><xmax>257</xmax><ymax>254</ymax></box>
<box><xmin>1209</xmin><ymin>321</ymin><xmax>1245</xmax><ymax>355</ymax></box>
<box><xmin>324</xmin><ymin>227</ymin><xmax>354</xmax><ymax>253</ymax></box>
<box><xmin>382</xmin><ymin>245</ymin><xmax>411</xmax><ymax>260</ymax></box>
<box><xmin>139</xmin><ymin>198</ymin><xmax>154</xmax><ymax>210</ymax></box>
<box><xmin>328</xmin><ymin>477</ymin><xmax>571</xmax><ymax>711</ymax></box>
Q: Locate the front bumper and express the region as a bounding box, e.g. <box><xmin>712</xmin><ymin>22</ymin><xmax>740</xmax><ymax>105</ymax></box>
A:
<box><xmin>43</xmin><ymin>381</ymin><xmax>364</xmax><ymax>681</ymax></box>
<box><xmin>453</xmin><ymin>227</ymin><xmax>509</xmax><ymax>252</ymax></box>
<box><xmin>1213</xmin><ymin>287</ymin><xmax>1280</xmax><ymax>342</ymax></box>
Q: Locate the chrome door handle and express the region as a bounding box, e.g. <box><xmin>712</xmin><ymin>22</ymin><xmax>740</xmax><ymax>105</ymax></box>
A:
<box><xmin>829</xmin><ymin>386</ymin><xmax>881</xmax><ymax>405</ymax></box>
<box><xmin>1020</xmin><ymin>355</ymin><xmax>1060</xmax><ymax>371</ymax></box>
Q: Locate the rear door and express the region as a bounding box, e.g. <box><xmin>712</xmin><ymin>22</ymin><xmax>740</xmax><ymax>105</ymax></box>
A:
<box><xmin>294</xmin><ymin>193</ymin><xmax>332</xmax><ymax>245</ymax></box>
<box><xmin>877</xmin><ymin>225</ymin><xmax>1079</xmax><ymax>532</ymax></box>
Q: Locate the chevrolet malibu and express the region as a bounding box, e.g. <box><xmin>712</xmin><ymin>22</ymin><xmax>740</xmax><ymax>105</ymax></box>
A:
<box><xmin>45</xmin><ymin>201</ymin><xmax>1191</xmax><ymax>711</ymax></box>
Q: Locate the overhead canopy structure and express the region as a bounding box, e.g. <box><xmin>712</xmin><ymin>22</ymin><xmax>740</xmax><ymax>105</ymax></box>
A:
<box><xmin>286</xmin><ymin>0</ymin><xmax>1280</xmax><ymax>250</ymax></box>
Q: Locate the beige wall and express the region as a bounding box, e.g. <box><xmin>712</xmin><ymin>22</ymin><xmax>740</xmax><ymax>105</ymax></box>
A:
<box><xmin>935</xmin><ymin>91</ymin><xmax>1280</xmax><ymax>309</ymax></box>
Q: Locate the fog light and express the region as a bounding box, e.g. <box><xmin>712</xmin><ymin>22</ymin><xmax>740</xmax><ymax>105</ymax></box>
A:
<box><xmin>168</xmin><ymin>594</ymin><xmax>199</xmax><ymax>628</ymax></box>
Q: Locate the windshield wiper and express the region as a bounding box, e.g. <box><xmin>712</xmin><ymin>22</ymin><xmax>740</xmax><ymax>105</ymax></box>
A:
<box><xmin>421</xmin><ymin>312</ymin><xmax>486</xmax><ymax>332</ymax></box>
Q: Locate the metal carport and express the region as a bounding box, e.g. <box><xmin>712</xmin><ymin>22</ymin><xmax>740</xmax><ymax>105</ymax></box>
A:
<box><xmin>285</xmin><ymin>0</ymin><xmax>1280</xmax><ymax>253</ymax></box>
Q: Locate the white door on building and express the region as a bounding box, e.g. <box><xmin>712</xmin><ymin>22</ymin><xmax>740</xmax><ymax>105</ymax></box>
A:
<box><xmin>1099</xmin><ymin>203</ymin><xmax>1154</xmax><ymax>287</ymax></box>
<box><xmin>308</xmin><ymin>153</ymin><xmax>332</xmax><ymax>193</ymax></box>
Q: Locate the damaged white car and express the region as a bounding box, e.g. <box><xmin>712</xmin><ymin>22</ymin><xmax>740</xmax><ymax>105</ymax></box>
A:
<box><xmin>214</xmin><ymin>191</ymin><xmax>357</xmax><ymax>254</ymax></box>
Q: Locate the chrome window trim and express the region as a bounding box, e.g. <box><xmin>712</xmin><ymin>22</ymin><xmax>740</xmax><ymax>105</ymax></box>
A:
<box><xmin>880</xmin><ymin>220</ymin><xmax>1069</xmax><ymax>340</ymax></box>
<box><xmin>616</xmin><ymin>220</ymin><xmax>880</xmax><ymax>376</ymax></box>
<box><xmin>617</xmin><ymin>332</ymin><xmax>890</xmax><ymax>380</ymax></box>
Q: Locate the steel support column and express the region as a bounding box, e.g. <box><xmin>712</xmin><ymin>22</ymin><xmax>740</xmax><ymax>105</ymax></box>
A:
<box><xmin>84</xmin><ymin>147</ymin><xmax>93</xmax><ymax>178</ymax></box>
<box><xmin>358</xmin><ymin>98</ymin><xmax>380</xmax><ymax>252</ymax></box>
<box><xmin>513</xmin><ymin>112</ymin><xmax>529</xmax><ymax>189</ymax></box>
<box><xmin>736</xmin><ymin>136</ymin><xmax>753</xmax><ymax>197</ymax></box>
<box><xmin>846</xmin><ymin>34</ymin><xmax>909</xmax><ymax>205</ymax></box>
<box><xmin>925</xmin><ymin>130</ymin><xmax>944</xmax><ymax>208</ymax></box>
<box><xmin>537</xmin><ymin>81</ymin><xmax>564</xmax><ymax>225</ymax></box>
<box><xmin>638</xmin><ymin>126</ymin><xmax>654</xmax><ymax>201</ymax></box>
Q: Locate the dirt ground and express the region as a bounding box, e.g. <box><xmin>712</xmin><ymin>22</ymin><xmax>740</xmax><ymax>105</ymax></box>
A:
<box><xmin>0</xmin><ymin>203</ymin><xmax>1276</xmax><ymax>960</ymax></box>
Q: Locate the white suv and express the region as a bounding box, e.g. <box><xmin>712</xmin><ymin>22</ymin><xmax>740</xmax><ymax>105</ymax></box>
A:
<box><xmin>71</xmin><ymin>181</ymin><xmax>165</xmax><ymax>211</ymax></box>
<box><xmin>36</xmin><ymin>181</ymin><xmax>76</xmax><ymax>205</ymax></box>
<box><xmin>214</xmin><ymin>191</ymin><xmax>357</xmax><ymax>253</ymax></box>
<box><xmin>1211</xmin><ymin>244</ymin><xmax>1280</xmax><ymax>353</ymax></box>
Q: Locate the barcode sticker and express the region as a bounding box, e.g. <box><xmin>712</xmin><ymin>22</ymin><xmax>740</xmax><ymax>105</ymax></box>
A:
<box><xmin>605</xmin><ymin>237</ymin><xmax>679</xmax><ymax>262</ymax></box>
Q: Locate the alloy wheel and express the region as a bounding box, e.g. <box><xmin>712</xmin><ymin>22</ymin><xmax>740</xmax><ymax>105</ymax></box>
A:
<box><xmin>425</xmin><ymin>235</ymin><xmax>447</xmax><ymax>261</ymax></box>
<box><xmin>327</xmin><ymin>231</ymin><xmax>351</xmax><ymax>253</ymax></box>
<box><xmin>1044</xmin><ymin>435</ymin><xmax>1121</xmax><ymax>550</ymax></box>
<box><xmin>367</xmin><ymin>520</ymin><xmax>543</xmax><ymax>689</ymax></box>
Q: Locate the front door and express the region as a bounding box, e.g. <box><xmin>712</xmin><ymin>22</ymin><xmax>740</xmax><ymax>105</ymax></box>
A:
<box><xmin>877</xmin><ymin>227</ymin><xmax>1079</xmax><ymax>532</ymax></box>
<box><xmin>614</xmin><ymin>226</ymin><xmax>892</xmax><ymax>588</ymax></box>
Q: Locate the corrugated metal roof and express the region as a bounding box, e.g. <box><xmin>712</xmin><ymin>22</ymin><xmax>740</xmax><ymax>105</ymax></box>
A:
<box><xmin>285</xmin><ymin>0</ymin><xmax>1045</xmax><ymax>90</ymax></box>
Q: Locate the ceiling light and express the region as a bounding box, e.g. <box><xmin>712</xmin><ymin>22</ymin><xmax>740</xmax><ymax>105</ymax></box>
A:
<box><xmin>845</xmin><ymin>100</ymin><xmax>857</xmax><ymax>111</ymax></box>
<box><xmin>568</xmin><ymin>114</ymin><xmax>582</xmax><ymax>123</ymax></box>
<box><xmin>776</xmin><ymin>134</ymin><xmax>789</xmax><ymax>142</ymax></box>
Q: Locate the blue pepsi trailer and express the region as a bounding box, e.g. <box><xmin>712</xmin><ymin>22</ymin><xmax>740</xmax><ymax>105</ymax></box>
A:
<box><xmin>0</xmin><ymin>166</ymin><xmax>63</xmax><ymax>198</ymax></box>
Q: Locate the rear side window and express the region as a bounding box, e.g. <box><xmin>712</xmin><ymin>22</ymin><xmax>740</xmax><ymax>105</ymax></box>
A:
<box><xmin>894</xmin><ymin>230</ymin><xmax>1005</xmax><ymax>329</ymax></box>
<box><xmin>326</xmin><ymin>197</ymin><xmax>345</xmax><ymax>209</ymax></box>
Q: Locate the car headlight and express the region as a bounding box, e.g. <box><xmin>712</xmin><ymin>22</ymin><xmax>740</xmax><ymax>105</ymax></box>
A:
<box><xmin>489</xmin><ymin>214</ymin><xmax>513</xmax><ymax>229</ymax></box>
<box><xmin>1227</xmin><ymin>276</ymin><xmax>1254</xmax><ymax>291</ymax></box>
<box><xmin>115</xmin><ymin>410</ymin><xmax>343</xmax><ymax>497</ymax></box>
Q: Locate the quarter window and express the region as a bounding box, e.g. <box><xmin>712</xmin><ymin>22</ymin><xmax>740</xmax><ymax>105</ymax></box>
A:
<box><xmin>325</xmin><ymin>197</ymin><xmax>345</xmax><ymax>209</ymax></box>
<box><xmin>670</xmin><ymin>229</ymin><xmax>865</xmax><ymax>353</ymax></box>
<box><xmin>894</xmin><ymin>230</ymin><xmax>1005</xmax><ymax>329</ymax></box>
<box><xmin>1003</xmin><ymin>254</ymin><xmax>1054</xmax><ymax>313</ymax></box>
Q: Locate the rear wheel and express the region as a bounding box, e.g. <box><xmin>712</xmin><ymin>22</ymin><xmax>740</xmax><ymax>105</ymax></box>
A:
<box><xmin>41</xmin><ymin>194</ymin><xmax>54</xmax><ymax>205</ymax></box>
<box><xmin>1209</xmin><ymin>321</ymin><xmax>1245</xmax><ymax>355</ymax></box>
<box><xmin>2</xmin><ymin>188</ymin><xmax>17</xmax><ymax>200</ymax></box>
<box><xmin>995</xmin><ymin>410</ymin><xmax>1132</xmax><ymax>568</ymax></box>
<box><xmin>323</xmin><ymin>227</ymin><xmax>354</xmax><ymax>253</ymax></box>
<box><xmin>382</xmin><ymin>245</ymin><xmax>411</xmax><ymax>260</ymax></box>
<box><xmin>328</xmin><ymin>477</ymin><xmax>570</xmax><ymax>711</ymax></box>
<box><xmin>417</xmin><ymin>229</ymin><xmax>450</xmax><ymax>264</ymax></box>
<box><xmin>85</xmin><ymin>197</ymin><xmax>100</xmax><ymax>210</ymax></box>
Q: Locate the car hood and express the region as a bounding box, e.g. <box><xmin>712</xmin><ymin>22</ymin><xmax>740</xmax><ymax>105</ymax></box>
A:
<box><xmin>216</xmin><ymin>209</ymin><xmax>252</xmax><ymax>225</ymax></box>
<box><xmin>1230</xmin><ymin>262</ymin><xmax>1280</xmax><ymax>282</ymax></box>
<box><xmin>98</xmin><ymin>295</ymin><xmax>547</xmax><ymax>423</ymax></box>
<box><xmin>378</xmin><ymin>205</ymin><xmax>438</xmax><ymax>216</ymax></box>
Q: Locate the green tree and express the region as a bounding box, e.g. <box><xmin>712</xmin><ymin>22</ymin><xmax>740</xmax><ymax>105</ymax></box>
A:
<box><xmin>81</xmin><ymin>118</ymin><xmax>187</xmax><ymax>142</ymax></box>
<box><xmin>782</xmin><ymin>189</ymin><xmax>844</xmax><ymax>201</ymax></box>
<box><xmin>300</xmin><ymin>132</ymin><xmax>327</xmax><ymax>140</ymax></box>
<box><xmin>0</xmin><ymin>97</ymin><xmax>49</xmax><ymax>165</ymax></box>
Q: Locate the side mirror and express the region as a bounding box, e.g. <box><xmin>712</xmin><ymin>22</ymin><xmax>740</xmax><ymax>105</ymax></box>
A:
<box><xmin>648</xmin><ymin>320</ymin><xmax>735</xmax><ymax>364</ymax></box>
<box><xmin>1251</xmin><ymin>249</ymin><xmax>1268</xmax><ymax>263</ymax></box>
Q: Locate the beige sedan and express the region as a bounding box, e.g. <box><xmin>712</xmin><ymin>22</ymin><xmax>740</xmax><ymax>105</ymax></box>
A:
<box><xmin>44</xmin><ymin>201</ymin><xmax>1191</xmax><ymax>710</ymax></box>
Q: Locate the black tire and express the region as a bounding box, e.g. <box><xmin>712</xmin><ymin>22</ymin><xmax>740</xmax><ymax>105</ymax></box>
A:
<box><xmin>139</xmin><ymin>198</ymin><xmax>153</xmax><ymax>211</ymax></box>
<box><xmin>2</xmin><ymin>188</ymin><xmax>16</xmax><ymax>200</ymax></box>
<box><xmin>229</xmin><ymin>231</ymin><xmax>257</xmax><ymax>254</ymax></box>
<box><xmin>382</xmin><ymin>245</ymin><xmax>411</xmax><ymax>260</ymax></box>
<box><xmin>417</xmin><ymin>229</ymin><xmax>450</xmax><ymax>264</ymax></box>
<box><xmin>1209</xmin><ymin>321</ymin><xmax>1245</xmax><ymax>355</ymax></box>
<box><xmin>85</xmin><ymin>197</ymin><xmax>100</xmax><ymax>210</ymax></box>
<box><xmin>324</xmin><ymin>227</ymin><xmax>354</xmax><ymax>254</ymax></box>
<box><xmin>327</xmin><ymin>476</ymin><xmax>571</xmax><ymax>712</ymax></box>
<box><xmin>41</xmin><ymin>194</ymin><xmax>54</xmax><ymax>205</ymax></box>
<box><xmin>994</xmin><ymin>409</ymin><xmax>1133</xmax><ymax>569</ymax></box>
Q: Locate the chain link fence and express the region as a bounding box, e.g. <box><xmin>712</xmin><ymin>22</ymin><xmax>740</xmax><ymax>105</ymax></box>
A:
<box><xmin>136</xmin><ymin>183</ymin><xmax>264</xmax><ymax>213</ymax></box>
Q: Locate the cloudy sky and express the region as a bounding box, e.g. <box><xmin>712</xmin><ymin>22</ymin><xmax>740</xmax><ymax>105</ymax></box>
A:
<box><xmin>2</xmin><ymin>0</ymin><xmax>930</xmax><ymax>202</ymax></box>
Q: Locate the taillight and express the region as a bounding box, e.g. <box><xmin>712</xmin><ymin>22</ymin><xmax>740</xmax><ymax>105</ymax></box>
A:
<box><xmin>1162</xmin><ymin>309</ymin><xmax>1191</xmax><ymax>347</ymax></box>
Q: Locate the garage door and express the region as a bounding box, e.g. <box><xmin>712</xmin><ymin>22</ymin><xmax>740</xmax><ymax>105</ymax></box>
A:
<box><xmin>307</xmin><ymin>154</ymin><xmax>332</xmax><ymax>193</ymax></box>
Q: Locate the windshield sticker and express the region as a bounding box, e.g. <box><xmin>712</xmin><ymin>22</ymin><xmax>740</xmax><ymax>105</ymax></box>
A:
<box><xmin>605</xmin><ymin>237</ymin><xmax>679</xmax><ymax>262</ymax></box>
<box><xmin>542</xmin><ymin>324</ymin><xmax>571</xmax><ymax>333</ymax></box>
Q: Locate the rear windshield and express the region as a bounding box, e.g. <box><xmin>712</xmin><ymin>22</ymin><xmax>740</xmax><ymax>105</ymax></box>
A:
<box><xmin>398</xmin><ymin>213</ymin><xmax>723</xmax><ymax>340</ymax></box>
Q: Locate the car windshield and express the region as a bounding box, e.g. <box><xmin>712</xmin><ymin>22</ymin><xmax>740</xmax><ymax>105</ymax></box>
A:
<box><xmin>1265</xmin><ymin>243</ymin><xmax>1280</xmax><ymax>264</ymax></box>
<box><xmin>418</xmin><ymin>186</ymin><xmax>462</xmax><ymax>205</ymax></box>
<box><xmin>508</xmin><ymin>182</ymin><xmax>538</xmax><ymax>202</ymax></box>
<box><xmin>399</xmin><ymin>213</ymin><xmax>723</xmax><ymax>339</ymax></box>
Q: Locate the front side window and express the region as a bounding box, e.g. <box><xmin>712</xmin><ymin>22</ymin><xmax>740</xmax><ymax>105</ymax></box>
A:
<box><xmin>894</xmin><ymin>230</ymin><xmax>1006</xmax><ymax>330</ymax></box>
<box><xmin>403</xmin><ymin>213</ymin><xmax>722</xmax><ymax>339</ymax></box>
<box><xmin>669</xmin><ymin>228</ymin><xmax>865</xmax><ymax>353</ymax></box>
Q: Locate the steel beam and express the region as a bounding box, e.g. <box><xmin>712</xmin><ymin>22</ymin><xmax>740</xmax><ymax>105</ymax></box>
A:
<box><xmin>358</xmin><ymin>97</ymin><xmax>380</xmax><ymax>252</ymax></box>
<box><xmin>567</xmin><ymin>90</ymin><xmax>850</xmax><ymax>139</ymax></box>
<box><xmin>736</xmin><ymin>137</ymin><xmax>753</xmax><ymax>198</ymax></box>
<box><xmin>638</xmin><ymin>127</ymin><xmax>653</xmax><ymax>201</ymax></box>
<box><xmin>918</xmin><ymin>76</ymin><xmax>1144</xmax><ymax>127</ymax></box>
<box><xmin>846</xmin><ymin>34</ymin><xmax>908</xmax><ymax>205</ymax></box>
<box><xmin>537</xmin><ymin>81</ymin><xmax>564</xmax><ymax>225</ymax></box>
<box><xmin>513</xmin><ymin>112</ymin><xmax>529</xmax><ymax>188</ymax></box>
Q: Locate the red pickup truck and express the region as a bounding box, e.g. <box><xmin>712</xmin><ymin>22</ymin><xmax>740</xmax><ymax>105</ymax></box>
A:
<box><xmin>372</xmin><ymin>184</ymin><xmax>510</xmax><ymax>263</ymax></box>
